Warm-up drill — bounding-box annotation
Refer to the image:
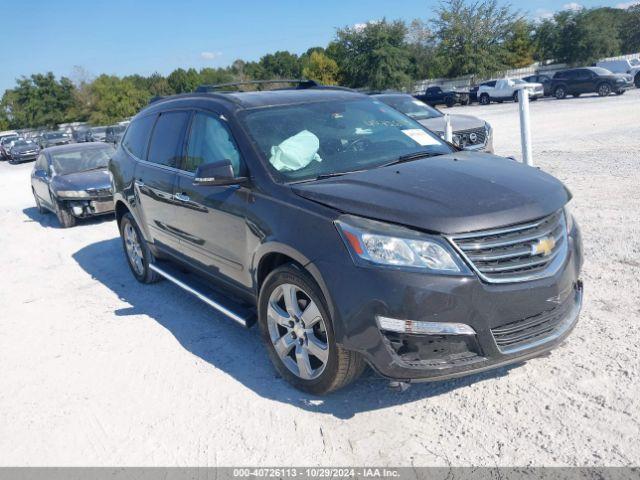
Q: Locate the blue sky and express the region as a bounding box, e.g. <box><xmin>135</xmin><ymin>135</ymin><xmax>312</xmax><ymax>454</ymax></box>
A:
<box><xmin>3</xmin><ymin>0</ymin><xmax>636</xmax><ymax>93</ymax></box>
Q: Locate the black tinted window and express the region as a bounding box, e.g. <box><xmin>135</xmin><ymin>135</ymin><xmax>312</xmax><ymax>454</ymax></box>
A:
<box><xmin>122</xmin><ymin>115</ymin><xmax>156</xmax><ymax>159</ymax></box>
<box><xmin>147</xmin><ymin>111</ymin><xmax>189</xmax><ymax>167</ymax></box>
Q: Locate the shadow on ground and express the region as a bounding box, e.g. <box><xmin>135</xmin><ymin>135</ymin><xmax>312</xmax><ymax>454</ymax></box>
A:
<box><xmin>23</xmin><ymin>206</ymin><xmax>115</xmax><ymax>229</ymax></box>
<box><xmin>73</xmin><ymin>238</ymin><xmax>519</xmax><ymax>418</ymax></box>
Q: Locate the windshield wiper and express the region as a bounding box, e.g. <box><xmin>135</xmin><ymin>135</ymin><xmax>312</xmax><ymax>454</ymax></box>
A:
<box><xmin>379</xmin><ymin>151</ymin><xmax>441</xmax><ymax>168</ymax></box>
<box><xmin>290</xmin><ymin>170</ymin><xmax>367</xmax><ymax>184</ymax></box>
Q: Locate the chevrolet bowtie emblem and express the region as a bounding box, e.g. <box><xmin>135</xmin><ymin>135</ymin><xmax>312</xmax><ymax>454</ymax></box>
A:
<box><xmin>531</xmin><ymin>237</ymin><xmax>556</xmax><ymax>256</ymax></box>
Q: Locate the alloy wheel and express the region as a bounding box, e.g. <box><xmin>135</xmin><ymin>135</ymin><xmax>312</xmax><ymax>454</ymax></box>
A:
<box><xmin>266</xmin><ymin>283</ymin><xmax>329</xmax><ymax>380</ymax></box>
<box><xmin>123</xmin><ymin>222</ymin><xmax>144</xmax><ymax>276</ymax></box>
<box><xmin>599</xmin><ymin>84</ymin><xmax>611</xmax><ymax>96</ymax></box>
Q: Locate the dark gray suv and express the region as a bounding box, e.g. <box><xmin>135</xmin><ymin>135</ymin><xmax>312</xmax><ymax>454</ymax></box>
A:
<box><xmin>109</xmin><ymin>81</ymin><xmax>583</xmax><ymax>394</ymax></box>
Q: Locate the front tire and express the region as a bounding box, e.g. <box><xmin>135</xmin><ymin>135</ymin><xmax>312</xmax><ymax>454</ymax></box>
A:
<box><xmin>54</xmin><ymin>200</ymin><xmax>76</xmax><ymax>228</ymax></box>
<box><xmin>479</xmin><ymin>93</ymin><xmax>490</xmax><ymax>105</ymax></box>
<box><xmin>258</xmin><ymin>264</ymin><xmax>365</xmax><ymax>394</ymax></box>
<box><xmin>635</xmin><ymin>74</ymin><xmax>640</xmax><ymax>88</ymax></box>
<box><xmin>119</xmin><ymin>212</ymin><xmax>160</xmax><ymax>284</ymax></box>
<box><xmin>33</xmin><ymin>189</ymin><xmax>47</xmax><ymax>214</ymax></box>
<box><xmin>555</xmin><ymin>86</ymin><xmax>567</xmax><ymax>100</ymax></box>
<box><xmin>598</xmin><ymin>83</ymin><xmax>612</xmax><ymax>97</ymax></box>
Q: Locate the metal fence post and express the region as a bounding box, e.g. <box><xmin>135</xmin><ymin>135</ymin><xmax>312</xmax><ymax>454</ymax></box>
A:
<box><xmin>518</xmin><ymin>89</ymin><xmax>533</xmax><ymax>166</ymax></box>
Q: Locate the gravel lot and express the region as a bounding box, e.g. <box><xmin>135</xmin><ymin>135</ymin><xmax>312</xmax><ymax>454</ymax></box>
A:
<box><xmin>1</xmin><ymin>90</ymin><xmax>639</xmax><ymax>467</ymax></box>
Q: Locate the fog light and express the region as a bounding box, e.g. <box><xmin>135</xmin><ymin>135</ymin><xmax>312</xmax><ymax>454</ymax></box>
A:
<box><xmin>376</xmin><ymin>315</ymin><xmax>476</xmax><ymax>335</ymax></box>
<box><xmin>72</xmin><ymin>206</ymin><xmax>83</xmax><ymax>216</ymax></box>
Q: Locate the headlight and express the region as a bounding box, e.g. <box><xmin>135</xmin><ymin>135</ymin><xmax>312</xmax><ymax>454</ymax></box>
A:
<box><xmin>335</xmin><ymin>215</ymin><xmax>467</xmax><ymax>273</ymax></box>
<box><xmin>57</xmin><ymin>190</ymin><xmax>91</xmax><ymax>198</ymax></box>
<box><xmin>564</xmin><ymin>203</ymin><xmax>575</xmax><ymax>233</ymax></box>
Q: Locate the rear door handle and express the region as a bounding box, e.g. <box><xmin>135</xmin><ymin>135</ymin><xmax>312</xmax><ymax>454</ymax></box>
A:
<box><xmin>174</xmin><ymin>193</ymin><xmax>190</xmax><ymax>202</ymax></box>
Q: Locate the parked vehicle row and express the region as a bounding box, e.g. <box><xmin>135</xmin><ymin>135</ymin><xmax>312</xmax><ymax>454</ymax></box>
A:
<box><xmin>419</xmin><ymin>62</ymin><xmax>637</xmax><ymax>107</ymax></box>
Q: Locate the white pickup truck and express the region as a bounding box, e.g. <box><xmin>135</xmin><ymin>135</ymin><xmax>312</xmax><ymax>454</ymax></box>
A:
<box><xmin>596</xmin><ymin>58</ymin><xmax>640</xmax><ymax>87</ymax></box>
<box><xmin>478</xmin><ymin>78</ymin><xmax>544</xmax><ymax>105</ymax></box>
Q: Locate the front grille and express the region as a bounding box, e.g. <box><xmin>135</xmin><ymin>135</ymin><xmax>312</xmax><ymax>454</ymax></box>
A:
<box><xmin>449</xmin><ymin>210</ymin><xmax>568</xmax><ymax>283</ymax></box>
<box><xmin>491</xmin><ymin>291</ymin><xmax>575</xmax><ymax>352</ymax></box>
<box><xmin>454</xmin><ymin>127</ymin><xmax>486</xmax><ymax>147</ymax></box>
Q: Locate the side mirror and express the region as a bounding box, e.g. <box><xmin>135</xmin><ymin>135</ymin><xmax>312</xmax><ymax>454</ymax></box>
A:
<box><xmin>193</xmin><ymin>159</ymin><xmax>246</xmax><ymax>186</ymax></box>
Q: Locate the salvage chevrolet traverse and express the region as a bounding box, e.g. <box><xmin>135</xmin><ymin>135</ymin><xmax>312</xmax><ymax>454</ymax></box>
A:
<box><xmin>109</xmin><ymin>81</ymin><xmax>583</xmax><ymax>394</ymax></box>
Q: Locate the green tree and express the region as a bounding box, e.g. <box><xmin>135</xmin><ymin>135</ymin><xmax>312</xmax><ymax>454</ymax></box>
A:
<box><xmin>431</xmin><ymin>0</ymin><xmax>519</xmax><ymax>78</ymax></box>
<box><xmin>302</xmin><ymin>51</ymin><xmax>339</xmax><ymax>84</ymax></box>
<box><xmin>167</xmin><ymin>68</ymin><xmax>201</xmax><ymax>93</ymax></box>
<box><xmin>621</xmin><ymin>5</ymin><xmax>640</xmax><ymax>53</ymax></box>
<box><xmin>332</xmin><ymin>20</ymin><xmax>412</xmax><ymax>89</ymax></box>
<box><xmin>504</xmin><ymin>19</ymin><xmax>535</xmax><ymax>67</ymax></box>
<box><xmin>2</xmin><ymin>72</ymin><xmax>78</xmax><ymax>128</ymax></box>
<box><xmin>257</xmin><ymin>51</ymin><xmax>302</xmax><ymax>79</ymax></box>
<box><xmin>88</xmin><ymin>75</ymin><xmax>148</xmax><ymax>124</ymax></box>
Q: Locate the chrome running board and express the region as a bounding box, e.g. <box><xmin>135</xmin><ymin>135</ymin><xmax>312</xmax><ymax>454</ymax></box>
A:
<box><xmin>149</xmin><ymin>263</ymin><xmax>256</xmax><ymax>328</ymax></box>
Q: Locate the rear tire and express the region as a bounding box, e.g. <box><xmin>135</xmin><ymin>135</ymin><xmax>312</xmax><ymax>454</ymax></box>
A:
<box><xmin>119</xmin><ymin>212</ymin><xmax>161</xmax><ymax>284</ymax></box>
<box><xmin>54</xmin><ymin>200</ymin><xmax>76</xmax><ymax>228</ymax></box>
<box><xmin>258</xmin><ymin>264</ymin><xmax>365</xmax><ymax>395</ymax></box>
<box><xmin>635</xmin><ymin>74</ymin><xmax>640</xmax><ymax>88</ymax></box>
<box><xmin>445</xmin><ymin>97</ymin><xmax>455</xmax><ymax>108</ymax></box>
<box><xmin>616</xmin><ymin>90</ymin><xmax>625</xmax><ymax>96</ymax></box>
<box><xmin>513</xmin><ymin>91</ymin><xmax>519</xmax><ymax>102</ymax></box>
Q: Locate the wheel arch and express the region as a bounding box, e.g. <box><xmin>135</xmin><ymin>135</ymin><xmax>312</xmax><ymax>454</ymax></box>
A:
<box><xmin>253</xmin><ymin>244</ymin><xmax>342</xmax><ymax>341</ymax></box>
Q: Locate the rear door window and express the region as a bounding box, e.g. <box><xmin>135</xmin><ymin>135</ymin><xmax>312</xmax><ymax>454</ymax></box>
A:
<box><xmin>147</xmin><ymin>111</ymin><xmax>190</xmax><ymax>168</ymax></box>
<box><xmin>122</xmin><ymin>115</ymin><xmax>156</xmax><ymax>160</ymax></box>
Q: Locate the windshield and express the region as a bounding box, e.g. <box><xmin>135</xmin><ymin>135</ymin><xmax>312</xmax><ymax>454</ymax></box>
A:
<box><xmin>513</xmin><ymin>79</ymin><xmax>526</xmax><ymax>84</ymax></box>
<box><xmin>51</xmin><ymin>147</ymin><xmax>113</xmax><ymax>175</ymax></box>
<box><xmin>14</xmin><ymin>139</ymin><xmax>36</xmax><ymax>147</ymax></box>
<box><xmin>45</xmin><ymin>132</ymin><xmax>65</xmax><ymax>139</ymax></box>
<box><xmin>241</xmin><ymin>99</ymin><xmax>453</xmax><ymax>182</ymax></box>
<box><xmin>1</xmin><ymin>136</ymin><xmax>18</xmax><ymax>145</ymax></box>
<box><xmin>591</xmin><ymin>67</ymin><xmax>613</xmax><ymax>76</ymax></box>
<box><xmin>91</xmin><ymin>127</ymin><xmax>107</xmax><ymax>134</ymax></box>
<box><xmin>376</xmin><ymin>95</ymin><xmax>443</xmax><ymax>121</ymax></box>
<box><xmin>631</xmin><ymin>59</ymin><xmax>640</xmax><ymax>67</ymax></box>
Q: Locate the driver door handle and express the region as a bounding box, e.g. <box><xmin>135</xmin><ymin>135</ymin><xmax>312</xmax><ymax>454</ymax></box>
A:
<box><xmin>174</xmin><ymin>193</ymin><xmax>190</xmax><ymax>202</ymax></box>
<box><xmin>134</xmin><ymin>179</ymin><xmax>145</xmax><ymax>188</ymax></box>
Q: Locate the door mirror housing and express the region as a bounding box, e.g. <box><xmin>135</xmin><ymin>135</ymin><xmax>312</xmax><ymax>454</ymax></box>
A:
<box><xmin>193</xmin><ymin>160</ymin><xmax>246</xmax><ymax>186</ymax></box>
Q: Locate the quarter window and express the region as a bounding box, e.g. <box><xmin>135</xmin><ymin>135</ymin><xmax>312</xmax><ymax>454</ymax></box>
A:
<box><xmin>147</xmin><ymin>111</ymin><xmax>190</xmax><ymax>168</ymax></box>
<box><xmin>184</xmin><ymin>112</ymin><xmax>242</xmax><ymax>175</ymax></box>
<box><xmin>122</xmin><ymin>114</ymin><xmax>156</xmax><ymax>160</ymax></box>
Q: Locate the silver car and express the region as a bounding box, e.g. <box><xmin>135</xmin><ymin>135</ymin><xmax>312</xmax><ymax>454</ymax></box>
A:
<box><xmin>373</xmin><ymin>93</ymin><xmax>494</xmax><ymax>153</ymax></box>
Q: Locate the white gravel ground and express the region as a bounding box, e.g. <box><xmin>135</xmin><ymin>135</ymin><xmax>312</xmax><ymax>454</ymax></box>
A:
<box><xmin>0</xmin><ymin>90</ymin><xmax>639</xmax><ymax>467</ymax></box>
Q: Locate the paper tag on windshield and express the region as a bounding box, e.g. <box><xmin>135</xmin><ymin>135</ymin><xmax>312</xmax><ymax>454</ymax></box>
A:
<box><xmin>401</xmin><ymin>129</ymin><xmax>440</xmax><ymax>146</ymax></box>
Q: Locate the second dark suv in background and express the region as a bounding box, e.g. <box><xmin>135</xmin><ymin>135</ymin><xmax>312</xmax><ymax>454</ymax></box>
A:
<box><xmin>109</xmin><ymin>81</ymin><xmax>583</xmax><ymax>394</ymax></box>
<box><xmin>550</xmin><ymin>67</ymin><xmax>633</xmax><ymax>99</ymax></box>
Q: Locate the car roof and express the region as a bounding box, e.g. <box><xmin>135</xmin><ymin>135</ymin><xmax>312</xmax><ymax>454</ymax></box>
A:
<box><xmin>43</xmin><ymin>142</ymin><xmax>113</xmax><ymax>155</ymax></box>
<box><xmin>140</xmin><ymin>88</ymin><xmax>367</xmax><ymax>116</ymax></box>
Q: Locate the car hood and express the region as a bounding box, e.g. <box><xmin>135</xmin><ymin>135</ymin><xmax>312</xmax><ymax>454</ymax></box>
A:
<box><xmin>51</xmin><ymin>169</ymin><xmax>111</xmax><ymax>192</ymax></box>
<box><xmin>12</xmin><ymin>145</ymin><xmax>39</xmax><ymax>153</ymax></box>
<box><xmin>291</xmin><ymin>151</ymin><xmax>570</xmax><ymax>235</ymax></box>
<box><xmin>418</xmin><ymin>114</ymin><xmax>486</xmax><ymax>134</ymax></box>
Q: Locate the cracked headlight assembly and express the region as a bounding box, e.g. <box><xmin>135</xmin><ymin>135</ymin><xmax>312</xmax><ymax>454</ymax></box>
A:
<box><xmin>57</xmin><ymin>190</ymin><xmax>91</xmax><ymax>199</ymax></box>
<box><xmin>335</xmin><ymin>215</ymin><xmax>469</xmax><ymax>274</ymax></box>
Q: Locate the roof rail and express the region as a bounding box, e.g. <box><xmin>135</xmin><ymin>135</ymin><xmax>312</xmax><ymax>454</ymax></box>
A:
<box><xmin>195</xmin><ymin>79</ymin><xmax>319</xmax><ymax>93</ymax></box>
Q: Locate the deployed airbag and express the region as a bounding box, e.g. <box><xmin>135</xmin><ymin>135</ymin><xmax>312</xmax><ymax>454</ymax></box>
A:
<box><xmin>269</xmin><ymin>130</ymin><xmax>322</xmax><ymax>172</ymax></box>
